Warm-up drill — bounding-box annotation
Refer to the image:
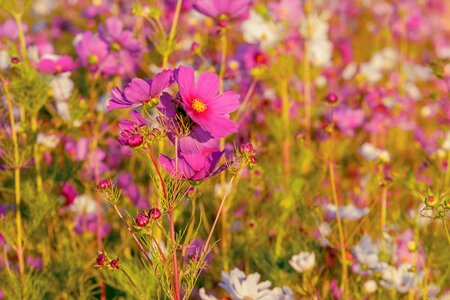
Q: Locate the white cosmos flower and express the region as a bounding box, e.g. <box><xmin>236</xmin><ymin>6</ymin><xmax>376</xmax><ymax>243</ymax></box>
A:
<box><xmin>325</xmin><ymin>204</ymin><xmax>369</xmax><ymax>221</ymax></box>
<box><xmin>70</xmin><ymin>194</ymin><xmax>97</xmax><ymax>214</ymax></box>
<box><xmin>0</xmin><ymin>50</ymin><xmax>11</xmax><ymax>70</ymax></box>
<box><xmin>241</xmin><ymin>11</ymin><xmax>281</xmax><ymax>50</ymax></box>
<box><xmin>352</xmin><ymin>235</ymin><xmax>380</xmax><ymax>269</ymax></box>
<box><xmin>363</xmin><ymin>280</ymin><xmax>378</xmax><ymax>294</ymax></box>
<box><xmin>37</xmin><ymin>133</ymin><xmax>59</xmax><ymax>148</ymax></box>
<box><xmin>380</xmin><ymin>264</ymin><xmax>422</xmax><ymax>293</ymax></box>
<box><xmin>50</xmin><ymin>72</ymin><xmax>74</xmax><ymax>102</ymax></box>
<box><xmin>360</xmin><ymin>143</ymin><xmax>391</xmax><ymax>162</ymax></box>
<box><xmin>216</xmin><ymin>268</ymin><xmax>293</xmax><ymax>300</ymax></box>
<box><xmin>289</xmin><ymin>251</ymin><xmax>315</xmax><ymax>273</ymax></box>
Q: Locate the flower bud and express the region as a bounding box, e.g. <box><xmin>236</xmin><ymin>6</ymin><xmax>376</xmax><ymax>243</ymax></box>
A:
<box><xmin>149</xmin><ymin>208</ymin><xmax>161</xmax><ymax>220</ymax></box>
<box><xmin>239</xmin><ymin>143</ymin><xmax>255</xmax><ymax>156</ymax></box>
<box><xmin>128</xmin><ymin>134</ymin><xmax>144</xmax><ymax>148</ymax></box>
<box><xmin>424</xmin><ymin>194</ymin><xmax>438</xmax><ymax>206</ymax></box>
<box><xmin>135</xmin><ymin>213</ymin><xmax>150</xmax><ymax>227</ymax></box>
<box><xmin>97</xmin><ymin>178</ymin><xmax>112</xmax><ymax>190</ymax></box>
<box><xmin>110</xmin><ymin>258</ymin><xmax>120</xmax><ymax>269</ymax></box>
<box><xmin>10</xmin><ymin>57</ymin><xmax>20</xmax><ymax>64</ymax></box>
<box><xmin>96</xmin><ymin>253</ymin><xmax>107</xmax><ymax>266</ymax></box>
<box><xmin>325</xmin><ymin>93</ymin><xmax>339</xmax><ymax>104</ymax></box>
<box><xmin>191</xmin><ymin>42</ymin><xmax>200</xmax><ymax>52</ymax></box>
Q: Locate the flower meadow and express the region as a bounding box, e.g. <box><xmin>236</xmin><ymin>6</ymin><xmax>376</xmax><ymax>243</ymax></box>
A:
<box><xmin>1</xmin><ymin>0</ymin><xmax>450</xmax><ymax>299</ymax></box>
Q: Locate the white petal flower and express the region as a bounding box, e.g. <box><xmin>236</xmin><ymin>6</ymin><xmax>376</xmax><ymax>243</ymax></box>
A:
<box><xmin>363</xmin><ymin>280</ymin><xmax>378</xmax><ymax>294</ymax></box>
<box><xmin>289</xmin><ymin>252</ymin><xmax>315</xmax><ymax>273</ymax></box>
<box><xmin>219</xmin><ymin>268</ymin><xmax>292</xmax><ymax>300</ymax></box>
<box><xmin>50</xmin><ymin>72</ymin><xmax>74</xmax><ymax>102</ymax></box>
<box><xmin>70</xmin><ymin>194</ymin><xmax>97</xmax><ymax>214</ymax></box>
<box><xmin>37</xmin><ymin>133</ymin><xmax>59</xmax><ymax>148</ymax></box>
<box><xmin>242</xmin><ymin>11</ymin><xmax>282</xmax><ymax>50</ymax></box>
<box><xmin>325</xmin><ymin>204</ymin><xmax>369</xmax><ymax>221</ymax></box>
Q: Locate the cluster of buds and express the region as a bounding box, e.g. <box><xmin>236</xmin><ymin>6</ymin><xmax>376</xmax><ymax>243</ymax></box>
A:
<box><xmin>96</xmin><ymin>252</ymin><xmax>120</xmax><ymax>270</ymax></box>
<box><xmin>238</xmin><ymin>143</ymin><xmax>257</xmax><ymax>169</ymax></box>
<box><xmin>97</xmin><ymin>178</ymin><xmax>121</xmax><ymax>205</ymax></box>
<box><xmin>421</xmin><ymin>191</ymin><xmax>450</xmax><ymax>220</ymax></box>
<box><xmin>135</xmin><ymin>207</ymin><xmax>162</xmax><ymax>228</ymax></box>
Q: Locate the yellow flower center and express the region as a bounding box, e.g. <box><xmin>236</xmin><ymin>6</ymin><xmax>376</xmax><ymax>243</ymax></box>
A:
<box><xmin>192</xmin><ymin>98</ymin><xmax>207</xmax><ymax>113</ymax></box>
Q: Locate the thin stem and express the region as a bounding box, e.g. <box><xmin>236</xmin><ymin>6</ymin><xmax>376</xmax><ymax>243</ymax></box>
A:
<box><xmin>112</xmin><ymin>205</ymin><xmax>154</xmax><ymax>268</ymax></box>
<box><xmin>380</xmin><ymin>184</ymin><xmax>388</xmax><ymax>252</ymax></box>
<box><xmin>280</xmin><ymin>79</ymin><xmax>291</xmax><ymax>187</ymax></box>
<box><xmin>4</xmin><ymin>80</ymin><xmax>25</xmax><ymax>297</ymax></box>
<box><xmin>328</xmin><ymin>145</ymin><xmax>348</xmax><ymax>296</ymax></box>
<box><xmin>203</xmin><ymin>175</ymin><xmax>236</xmax><ymax>255</ymax></box>
<box><xmin>31</xmin><ymin>113</ymin><xmax>43</xmax><ymax>193</ymax></box>
<box><xmin>218</xmin><ymin>30</ymin><xmax>228</xmax><ymax>93</ymax></box>
<box><xmin>162</xmin><ymin>0</ymin><xmax>183</xmax><ymax>68</ymax></box>
<box><xmin>120</xmin><ymin>268</ymin><xmax>145</xmax><ymax>298</ymax></box>
<box><xmin>235</xmin><ymin>77</ymin><xmax>257</xmax><ymax>121</ymax></box>
<box><xmin>169</xmin><ymin>209</ymin><xmax>181</xmax><ymax>300</ymax></box>
<box><xmin>13</xmin><ymin>13</ymin><xmax>28</xmax><ymax>64</ymax></box>
<box><xmin>444</xmin><ymin>220</ymin><xmax>450</xmax><ymax>245</ymax></box>
<box><xmin>303</xmin><ymin>38</ymin><xmax>311</xmax><ymax>143</ymax></box>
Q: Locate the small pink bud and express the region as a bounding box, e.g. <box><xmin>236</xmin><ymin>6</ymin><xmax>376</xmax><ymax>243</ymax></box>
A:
<box><xmin>110</xmin><ymin>258</ymin><xmax>120</xmax><ymax>269</ymax></box>
<box><xmin>325</xmin><ymin>93</ymin><xmax>339</xmax><ymax>104</ymax></box>
<box><xmin>128</xmin><ymin>134</ymin><xmax>144</xmax><ymax>148</ymax></box>
<box><xmin>191</xmin><ymin>42</ymin><xmax>200</xmax><ymax>52</ymax></box>
<box><xmin>249</xmin><ymin>156</ymin><xmax>257</xmax><ymax>164</ymax></box>
<box><xmin>135</xmin><ymin>213</ymin><xmax>150</xmax><ymax>227</ymax></box>
<box><xmin>11</xmin><ymin>57</ymin><xmax>20</xmax><ymax>64</ymax></box>
<box><xmin>148</xmin><ymin>208</ymin><xmax>161</xmax><ymax>220</ymax></box>
<box><xmin>97</xmin><ymin>178</ymin><xmax>112</xmax><ymax>190</ymax></box>
<box><xmin>96</xmin><ymin>253</ymin><xmax>107</xmax><ymax>266</ymax></box>
<box><xmin>240</xmin><ymin>143</ymin><xmax>255</xmax><ymax>155</ymax></box>
<box><xmin>218</xmin><ymin>19</ymin><xmax>228</xmax><ymax>28</ymax></box>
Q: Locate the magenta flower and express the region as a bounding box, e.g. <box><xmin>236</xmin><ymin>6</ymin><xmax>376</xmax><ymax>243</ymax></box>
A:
<box><xmin>332</xmin><ymin>107</ymin><xmax>365</xmax><ymax>136</ymax></box>
<box><xmin>159</xmin><ymin>150</ymin><xmax>227</xmax><ymax>181</ymax></box>
<box><xmin>177</xmin><ymin>66</ymin><xmax>240</xmax><ymax>138</ymax></box>
<box><xmin>194</xmin><ymin>0</ymin><xmax>252</xmax><ymax>21</ymax></box>
<box><xmin>107</xmin><ymin>70</ymin><xmax>172</xmax><ymax>109</ymax></box>
<box><xmin>100</xmin><ymin>17</ymin><xmax>140</xmax><ymax>53</ymax></box>
<box><xmin>75</xmin><ymin>31</ymin><xmax>109</xmax><ymax>72</ymax></box>
<box><xmin>37</xmin><ymin>55</ymin><xmax>77</xmax><ymax>75</ymax></box>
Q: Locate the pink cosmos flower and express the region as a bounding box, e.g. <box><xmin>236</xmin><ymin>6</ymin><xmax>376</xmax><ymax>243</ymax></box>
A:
<box><xmin>177</xmin><ymin>65</ymin><xmax>240</xmax><ymax>138</ymax></box>
<box><xmin>75</xmin><ymin>31</ymin><xmax>109</xmax><ymax>72</ymax></box>
<box><xmin>118</xmin><ymin>111</ymin><xmax>147</xmax><ymax>146</ymax></box>
<box><xmin>37</xmin><ymin>55</ymin><xmax>77</xmax><ymax>74</ymax></box>
<box><xmin>194</xmin><ymin>0</ymin><xmax>252</xmax><ymax>21</ymax></box>
<box><xmin>159</xmin><ymin>150</ymin><xmax>227</xmax><ymax>181</ymax></box>
<box><xmin>107</xmin><ymin>70</ymin><xmax>172</xmax><ymax>109</ymax></box>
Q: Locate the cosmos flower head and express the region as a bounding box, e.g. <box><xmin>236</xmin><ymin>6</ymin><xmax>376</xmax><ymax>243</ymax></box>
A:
<box><xmin>194</xmin><ymin>0</ymin><xmax>253</xmax><ymax>25</ymax></box>
<box><xmin>159</xmin><ymin>150</ymin><xmax>228</xmax><ymax>181</ymax></box>
<box><xmin>107</xmin><ymin>70</ymin><xmax>173</xmax><ymax>109</ymax></box>
<box><xmin>177</xmin><ymin>65</ymin><xmax>240</xmax><ymax>138</ymax></box>
<box><xmin>37</xmin><ymin>54</ymin><xmax>77</xmax><ymax>74</ymax></box>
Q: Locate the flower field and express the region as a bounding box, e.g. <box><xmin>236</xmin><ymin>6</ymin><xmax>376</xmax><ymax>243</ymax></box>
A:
<box><xmin>1</xmin><ymin>0</ymin><xmax>450</xmax><ymax>299</ymax></box>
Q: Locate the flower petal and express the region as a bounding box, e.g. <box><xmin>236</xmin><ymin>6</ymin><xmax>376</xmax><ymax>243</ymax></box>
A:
<box><xmin>177</xmin><ymin>65</ymin><xmax>196</xmax><ymax>104</ymax></box>
<box><xmin>124</xmin><ymin>78</ymin><xmax>150</xmax><ymax>103</ymax></box>
<box><xmin>196</xmin><ymin>71</ymin><xmax>219</xmax><ymax>100</ymax></box>
<box><xmin>208</xmin><ymin>91</ymin><xmax>240</xmax><ymax>114</ymax></box>
<box><xmin>150</xmin><ymin>69</ymin><xmax>172</xmax><ymax>97</ymax></box>
<box><xmin>196</xmin><ymin>114</ymin><xmax>238</xmax><ymax>138</ymax></box>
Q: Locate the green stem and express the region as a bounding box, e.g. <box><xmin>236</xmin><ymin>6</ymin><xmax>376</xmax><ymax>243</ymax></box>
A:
<box><xmin>303</xmin><ymin>38</ymin><xmax>311</xmax><ymax>143</ymax></box>
<box><xmin>4</xmin><ymin>80</ymin><xmax>25</xmax><ymax>298</ymax></box>
<box><xmin>120</xmin><ymin>268</ymin><xmax>145</xmax><ymax>299</ymax></box>
<box><xmin>328</xmin><ymin>135</ymin><xmax>348</xmax><ymax>297</ymax></box>
<box><xmin>380</xmin><ymin>184</ymin><xmax>388</xmax><ymax>252</ymax></box>
<box><xmin>31</xmin><ymin>114</ymin><xmax>43</xmax><ymax>193</ymax></box>
<box><xmin>162</xmin><ymin>0</ymin><xmax>183</xmax><ymax>68</ymax></box>
<box><xmin>13</xmin><ymin>13</ymin><xmax>28</xmax><ymax>64</ymax></box>
<box><xmin>218</xmin><ymin>30</ymin><xmax>227</xmax><ymax>93</ymax></box>
<box><xmin>444</xmin><ymin>220</ymin><xmax>450</xmax><ymax>245</ymax></box>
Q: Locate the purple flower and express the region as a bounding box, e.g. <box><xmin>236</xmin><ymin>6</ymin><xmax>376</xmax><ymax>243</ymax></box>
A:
<box><xmin>194</xmin><ymin>0</ymin><xmax>252</xmax><ymax>21</ymax></box>
<box><xmin>61</xmin><ymin>182</ymin><xmax>78</xmax><ymax>206</ymax></box>
<box><xmin>159</xmin><ymin>150</ymin><xmax>227</xmax><ymax>181</ymax></box>
<box><xmin>100</xmin><ymin>17</ymin><xmax>140</xmax><ymax>53</ymax></box>
<box><xmin>177</xmin><ymin>65</ymin><xmax>240</xmax><ymax>138</ymax></box>
<box><xmin>333</xmin><ymin>107</ymin><xmax>365</xmax><ymax>136</ymax></box>
<box><xmin>73</xmin><ymin>213</ymin><xmax>111</xmax><ymax>238</ymax></box>
<box><xmin>0</xmin><ymin>19</ymin><xmax>28</xmax><ymax>40</ymax></box>
<box><xmin>107</xmin><ymin>70</ymin><xmax>172</xmax><ymax>109</ymax></box>
<box><xmin>37</xmin><ymin>55</ymin><xmax>77</xmax><ymax>75</ymax></box>
<box><xmin>75</xmin><ymin>31</ymin><xmax>109</xmax><ymax>72</ymax></box>
<box><xmin>26</xmin><ymin>256</ymin><xmax>43</xmax><ymax>270</ymax></box>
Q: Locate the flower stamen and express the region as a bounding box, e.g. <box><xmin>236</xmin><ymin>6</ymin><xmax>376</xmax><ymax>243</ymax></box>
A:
<box><xmin>192</xmin><ymin>98</ymin><xmax>207</xmax><ymax>113</ymax></box>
